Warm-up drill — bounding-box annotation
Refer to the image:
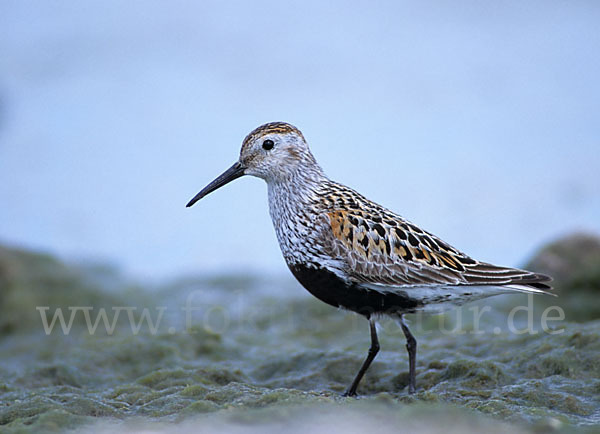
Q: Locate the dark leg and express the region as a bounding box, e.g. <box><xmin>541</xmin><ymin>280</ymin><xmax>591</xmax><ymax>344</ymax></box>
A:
<box><xmin>344</xmin><ymin>317</ymin><xmax>379</xmax><ymax>397</ymax></box>
<box><xmin>400</xmin><ymin>315</ymin><xmax>417</xmax><ymax>394</ymax></box>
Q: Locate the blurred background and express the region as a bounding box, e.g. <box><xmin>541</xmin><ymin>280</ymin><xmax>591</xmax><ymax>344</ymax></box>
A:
<box><xmin>2</xmin><ymin>3</ymin><xmax>600</xmax><ymax>433</ymax></box>
<box><xmin>1</xmin><ymin>1</ymin><xmax>599</xmax><ymax>281</ymax></box>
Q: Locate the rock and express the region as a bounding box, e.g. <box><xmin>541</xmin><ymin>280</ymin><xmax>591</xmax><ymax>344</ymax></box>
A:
<box><xmin>525</xmin><ymin>232</ymin><xmax>600</xmax><ymax>293</ymax></box>
<box><xmin>0</xmin><ymin>244</ymin><xmax>130</xmax><ymax>334</ymax></box>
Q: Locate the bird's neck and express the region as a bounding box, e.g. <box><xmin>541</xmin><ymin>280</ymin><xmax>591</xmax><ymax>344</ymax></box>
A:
<box><xmin>267</xmin><ymin>164</ymin><xmax>326</xmax><ymax>211</ymax></box>
<box><xmin>266</xmin><ymin>167</ymin><xmax>328</xmax><ymax>263</ymax></box>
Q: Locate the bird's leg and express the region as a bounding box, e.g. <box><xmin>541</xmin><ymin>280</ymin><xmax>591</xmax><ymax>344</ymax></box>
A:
<box><xmin>343</xmin><ymin>317</ymin><xmax>379</xmax><ymax>397</ymax></box>
<box><xmin>400</xmin><ymin>315</ymin><xmax>417</xmax><ymax>394</ymax></box>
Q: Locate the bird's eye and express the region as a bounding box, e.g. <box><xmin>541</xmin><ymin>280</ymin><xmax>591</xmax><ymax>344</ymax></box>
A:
<box><xmin>262</xmin><ymin>139</ymin><xmax>274</xmax><ymax>151</ymax></box>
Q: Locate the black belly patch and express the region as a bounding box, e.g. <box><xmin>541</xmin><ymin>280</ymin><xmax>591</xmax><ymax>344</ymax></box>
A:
<box><xmin>288</xmin><ymin>263</ymin><xmax>421</xmax><ymax>316</ymax></box>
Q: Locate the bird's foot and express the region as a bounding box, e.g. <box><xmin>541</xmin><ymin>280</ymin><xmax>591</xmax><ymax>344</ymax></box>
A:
<box><xmin>342</xmin><ymin>389</ymin><xmax>358</xmax><ymax>398</ymax></box>
<box><xmin>407</xmin><ymin>375</ymin><xmax>417</xmax><ymax>394</ymax></box>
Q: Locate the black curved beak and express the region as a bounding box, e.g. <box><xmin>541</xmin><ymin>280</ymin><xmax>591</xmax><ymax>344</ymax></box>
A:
<box><xmin>186</xmin><ymin>161</ymin><xmax>246</xmax><ymax>208</ymax></box>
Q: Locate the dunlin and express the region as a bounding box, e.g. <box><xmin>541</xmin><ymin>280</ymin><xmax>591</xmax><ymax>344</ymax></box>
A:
<box><xmin>187</xmin><ymin>122</ymin><xmax>552</xmax><ymax>396</ymax></box>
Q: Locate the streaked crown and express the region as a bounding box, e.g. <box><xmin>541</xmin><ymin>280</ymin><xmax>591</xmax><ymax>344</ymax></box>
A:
<box><xmin>242</xmin><ymin>122</ymin><xmax>305</xmax><ymax>149</ymax></box>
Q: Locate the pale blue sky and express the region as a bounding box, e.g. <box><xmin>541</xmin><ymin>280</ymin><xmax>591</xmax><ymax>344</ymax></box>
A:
<box><xmin>0</xmin><ymin>1</ymin><xmax>599</xmax><ymax>280</ymax></box>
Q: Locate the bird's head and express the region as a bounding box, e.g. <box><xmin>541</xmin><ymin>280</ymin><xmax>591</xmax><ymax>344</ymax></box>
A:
<box><xmin>186</xmin><ymin>122</ymin><xmax>319</xmax><ymax>207</ymax></box>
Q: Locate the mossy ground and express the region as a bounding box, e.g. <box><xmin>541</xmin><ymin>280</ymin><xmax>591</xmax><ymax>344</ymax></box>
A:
<box><xmin>0</xmin><ymin>242</ymin><xmax>599</xmax><ymax>433</ymax></box>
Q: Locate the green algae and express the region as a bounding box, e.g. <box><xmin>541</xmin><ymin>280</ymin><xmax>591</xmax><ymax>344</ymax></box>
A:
<box><xmin>1</xmin><ymin>241</ymin><xmax>600</xmax><ymax>433</ymax></box>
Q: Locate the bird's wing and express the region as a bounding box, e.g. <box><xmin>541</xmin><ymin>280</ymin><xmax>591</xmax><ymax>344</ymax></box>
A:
<box><xmin>323</xmin><ymin>208</ymin><xmax>552</xmax><ymax>293</ymax></box>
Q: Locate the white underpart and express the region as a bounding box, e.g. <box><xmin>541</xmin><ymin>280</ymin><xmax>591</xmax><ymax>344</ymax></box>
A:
<box><xmin>362</xmin><ymin>282</ymin><xmax>553</xmax><ymax>314</ymax></box>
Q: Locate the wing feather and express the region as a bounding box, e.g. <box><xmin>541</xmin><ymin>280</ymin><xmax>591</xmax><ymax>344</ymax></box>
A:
<box><xmin>322</xmin><ymin>203</ymin><xmax>552</xmax><ymax>294</ymax></box>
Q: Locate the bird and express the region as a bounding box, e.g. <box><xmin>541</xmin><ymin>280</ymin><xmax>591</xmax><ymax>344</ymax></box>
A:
<box><xmin>186</xmin><ymin>121</ymin><xmax>552</xmax><ymax>397</ymax></box>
